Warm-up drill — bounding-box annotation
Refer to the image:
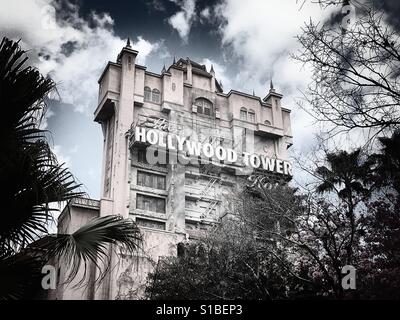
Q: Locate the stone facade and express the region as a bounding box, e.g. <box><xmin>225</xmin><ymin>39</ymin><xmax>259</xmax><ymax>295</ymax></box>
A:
<box><xmin>53</xmin><ymin>43</ymin><xmax>293</xmax><ymax>300</ymax></box>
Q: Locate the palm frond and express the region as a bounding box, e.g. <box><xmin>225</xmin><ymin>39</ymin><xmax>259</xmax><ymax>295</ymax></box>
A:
<box><xmin>45</xmin><ymin>215</ymin><xmax>142</xmax><ymax>286</ymax></box>
<box><xmin>1</xmin><ymin>140</ymin><xmax>84</xmax><ymax>254</ymax></box>
<box><xmin>0</xmin><ymin>36</ymin><xmax>143</xmax><ymax>299</ymax></box>
<box><xmin>0</xmin><ymin>37</ymin><xmax>85</xmax><ymax>255</ymax></box>
<box><xmin>0</xmin><ymin>250</ymin><xmax>44</xmax><ymax>300</ymax></box>
<box><xmin>0</xmin><ymin>37</ymin><xmax>53</xmax><ymax>143</ymax></box>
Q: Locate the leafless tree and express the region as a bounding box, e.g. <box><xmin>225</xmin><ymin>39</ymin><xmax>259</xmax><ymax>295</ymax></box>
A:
<box><xmin>294</xmin><ymin>4</ymin><xmax>400</xmax><ymax>142</ymax></box>
<box><xmin>234</xmin><ymin>175</ymin><xmax>365</xmax><ymax>299</ymax></box>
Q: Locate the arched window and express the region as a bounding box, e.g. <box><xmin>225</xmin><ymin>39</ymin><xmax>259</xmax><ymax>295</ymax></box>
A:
<box><xmin>248</xmin><ymin>109</ymin><xmax>256</xmax><ymax>122</ymax></box>
<box><xmin>152</xmin><ymin>89</ymin><xmax>160</xmax><ymax>103</ymax></box>
<box><xmin>195</xmin><ymin>98</ymin><xmax>213</xmax><ymax>116</ymax></box>
<box><xmin>144</xmin><ymin>86</ymin><xmax>151</xmax><ymax>101</ymax></box>
<box><xmin>240</xmin><ymin>107</ymin><xmax>247</xmax><ymax>120</ymax></box>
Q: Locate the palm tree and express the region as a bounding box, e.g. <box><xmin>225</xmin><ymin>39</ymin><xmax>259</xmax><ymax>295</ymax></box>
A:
<box><xmin>0</xmin><ymin>37</ymin><xmax>141</xmax><ymax>300</ymax></box>
<box><xmin>315</xmin><ymin>149</ymin><xmax>369</xmax><ymax>266</ymax></box>
<box><xmin>368</xmin><ymin>131</ymin><xmax>400</xmax><ymax>194</ymax></box>
<box><xmin>315</xmin><ymin>149</ymin><xmax>370</xmax><ymax>204</ymax></box>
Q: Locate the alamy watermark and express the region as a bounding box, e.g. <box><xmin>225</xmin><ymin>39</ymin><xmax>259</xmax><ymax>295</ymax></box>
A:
<box><xmin>342</xmin><ymin>2</ymin><xmax>356</xmax><ymax>31</ymax></box>
<box><xmin>41</xmin><ymin>4</ymin><xmax>57</xmax><ymax>30</ymax></box>
<box><xmin>41</xmin><ymin>265</ymin><xmax>57</xmax><ymax>290</ymax></box>
<box><xmin>342</xmin><ymin>265</ymin><xmax>356</xmax><ymax>290</ymax></box>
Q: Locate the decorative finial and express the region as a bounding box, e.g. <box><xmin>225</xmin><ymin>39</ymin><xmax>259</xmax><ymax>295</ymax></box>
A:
<box><xmin>126</xmin><ymin>37</ymin><xmax>131</xmax><ymax>48</ymax></box>
<box><xmin>210</xmin><ymin>64</ymin><xmax>215</xmax><ymax>73</ymax></box>
<box><xmin>252</xmin><ymin>89</ymin><xmax>255</xmax><ymax>96</ymax></box>
<box><xmin>173</xmin><ymin>55</ymin><xmax>176</xmax><ymax>65</ymax></box>
<box><xmin>219</xmin><ymin>80</ymin><xmax>223</xmax><ymax>88</ymax></box>
<box><xmin>162</xmin><ymin>63</ymin><xmax>166</xmax><ymax>73</ymax></box>
<box><xmin>270</xmin><ymin>79</ymin><xmax>274</xmax><ymax>90</ymax></box>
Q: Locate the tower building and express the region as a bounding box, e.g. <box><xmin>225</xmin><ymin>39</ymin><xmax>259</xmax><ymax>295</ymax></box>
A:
<box><xmin>53</xmin><ymin>42</ymin><xmax>293</xmax><ymax>300</ymax></box>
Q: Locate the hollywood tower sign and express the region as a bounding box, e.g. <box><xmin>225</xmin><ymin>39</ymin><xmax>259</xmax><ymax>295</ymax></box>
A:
<box><xmin>51</xmin><ymin>42</ymin><xmax>294</xmax><ymax>300</ymax></box>
<box><xmin>133</xmin><ymin>119</ymin><xmax>293</xmax><ymax>176</ymax></box>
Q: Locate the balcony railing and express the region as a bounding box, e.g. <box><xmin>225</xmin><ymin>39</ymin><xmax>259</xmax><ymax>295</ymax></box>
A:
<box><xmin>71</xmin><ymin>198</ymin><xmax>100</xmax><ymax>209</ymax></box>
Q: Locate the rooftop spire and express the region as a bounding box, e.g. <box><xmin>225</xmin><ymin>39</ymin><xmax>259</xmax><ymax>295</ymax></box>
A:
<box><xmin>161</xmin><ymin>63</ymin><xmax>166</xmax><ymax>73</ymax></box>
<box><xmin>173</xmin><ymin>55</ymin><xmax>176</xmax><ymax>65</ymax></box>
<box><xmin>210</xmin><ymin>64</ymin><xmax>215</xmax><ymax>74</ymax></box>
<box><xmin>269</xmin><ymin>79</ymin><xmax>276</xmax><ymax>93</ymax></box>
<box><xmin>126</xmin><ymin>37</ymin><xmax>131</xmax><ymax>48</ymax></box>
<box><xmin>252</xmin><ymin>89</ymin><xmax>255</xmax><ymax>96</ymax></box>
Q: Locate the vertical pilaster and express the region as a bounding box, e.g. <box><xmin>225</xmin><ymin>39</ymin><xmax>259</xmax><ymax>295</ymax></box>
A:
<box><xmin>111</xmin><ymin>47</ymin><xmax>137</xmax><ymax>218</ymax></box>
<box><xmin>187</xmin><ymin>58</ymin><xmax>192</xmax><ymax>85</ymax></box>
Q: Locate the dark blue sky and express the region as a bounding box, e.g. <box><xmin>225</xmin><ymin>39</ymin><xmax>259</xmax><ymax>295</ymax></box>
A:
<box><xmin>76</xmin><ymin>0</ymin><xmax>224</xmax><ymax>66</ymax></box>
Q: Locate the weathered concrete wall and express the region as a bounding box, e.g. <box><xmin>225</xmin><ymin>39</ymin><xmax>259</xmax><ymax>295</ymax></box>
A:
<box><xmin>163</xmin><ymin>67</ymin><xmax>184</xmax><ymax>106</ymax></box>
<box><xmin>111</xmin><ymin>228</ymin><xmax>186</xmax><ymax>300</ymax></box>
<box><xmin>52</xmin><ymin>200</ymin><xmax>100</xmax><ymax>300</ymax></box>
<box><xmin>192</xmin><ymin>73</ymin><xmax>211</xmax><ymax>91</ymax></box>
<box><xmin>144</xmin><ymin>73</ymin><xmax>162</xmax><ymax>93</ymax></box>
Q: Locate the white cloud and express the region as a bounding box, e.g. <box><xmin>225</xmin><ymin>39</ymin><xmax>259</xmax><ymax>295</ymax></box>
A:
<box><xmin>200</xmin><ymin>7</ymin><xmax>211</xmax><ymax>21</ymax></box>
<box><xmin>68</xmin><ymin>144</ymin><xmax>79</xmax><ymax>154</ymax></box>
<box><xmin>168</xmin><ymin>0</ymin><xmax>197</xmax><ymax>41</ymax></box>
<box><xmin>134</xmin><ymin>36</ymin><xmax>162</xmax><ymax>64</ymax></box>
<box><xmin>40</xmin><ymin>107</ymin><xmax>55</xmax><ymax>130</ymax></box>
<box><xmin>216</xmin><ymin>0</ymin><xmax>326</xmax><ymax>77</ymax></box>
<box><xmin>214</xmin><ymin>0</ymin><xmax>337</xmax><ymax>153</ymax></box>
<box><xmin>52</xmin><ymin>145</ymin><xmax>71</xmax><ymax>167</ymax></box>
<box><xmin>0</xmin><ymin>0</ymin><xmax>163</xmax><ymax>198</ymax></box>
<box><xmin>201</xmin><ymin>58</ymin><xmax>232</xmax><ymax>93</ymax></box>
<box><xmin>0</xmin><ymin>0</ymin><xmax>162</xmax><ymax>114</ymax></box>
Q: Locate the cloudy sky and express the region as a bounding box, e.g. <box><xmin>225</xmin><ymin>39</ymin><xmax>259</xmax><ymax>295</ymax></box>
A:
<box><xmin>1</xmin><ymin>0</ymin><xmax>399</xmax><ymax>198</ymax></box>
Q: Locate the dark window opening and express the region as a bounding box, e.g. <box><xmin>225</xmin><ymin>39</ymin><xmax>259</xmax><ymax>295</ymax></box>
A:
<box><xmin>136</xmin><ymin>194</ymin><xmax>166</xmax><ymax>213</ymax></box>
<box><xmin>137</xmin><ymin>171</ymin><xmax>166</xmax><ymax>190</ymax></box>
<box><xmin>195</xmin><ymin>98</ymin><xmax>213</xmax><ymax>116</ymax></box>
<box><xmin>144</xmin><ymin>86</ymin><xmax>151</xmax><ymax>101</ymax></box>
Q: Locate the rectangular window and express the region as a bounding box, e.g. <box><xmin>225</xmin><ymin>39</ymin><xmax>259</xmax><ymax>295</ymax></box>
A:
<box><xmin>137</xmin><ymin>148</ymin><xmax>167</xmax><ymax>167</ymax></box>
<box><xmin>137</xmin><ymin>171</ymin><xmax>166</xmax><ymax>190</ymax></box>
<box><xmin>152</xmin><ymin>90</ymin><xmax>160</xmax><ymax>103</ymax></box>
<box><xmin>185</xmin><ymin>199</ymin><xmax>196</xmax><ymax>209</ymax></box>
<box><xmin>240</xmin><ymin>110</ymin><xmax>247</xmax><ymax>120</ymax></box>
<box><xmin>157</xmin><ymin>175</ymin><xmax>166</xmax><ymax>189</ymax></box>
<box><xmin>156</xmin><ymin>199</ymin><xmax>165</xmax><ymax>213</ymax></box>
<box><xmin>248</xmin><ymin>112</ymin><xmax>255</xmax><ymax>122</ymax></box>
<box><xmin>144</xmin><ymin>88</ymin><xmax>151</xmax><ymax>101</ymax></box>
<box><xmin>204</xmin><ymin>107</ymin><xmax>211</xmax><ymax>116</ymax></box>
<box><xmin>136</xmin><ymin>194</ymin><xmax>166</xmax><ymax>213</ymax></box>
<box><xmin>137</xmin><ymin>171</ymin><xmax>144</xmax><ymax>186</ymax></box>
<box><xmin>145</xmin><ymin>174</ymin><xmax>152</xmax><ymax>187</ymax></box>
